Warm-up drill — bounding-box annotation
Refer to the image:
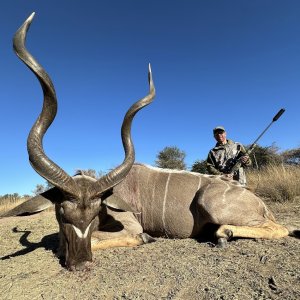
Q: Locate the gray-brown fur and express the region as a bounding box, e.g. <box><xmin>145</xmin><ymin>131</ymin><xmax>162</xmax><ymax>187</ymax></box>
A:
<box><xmin>112</xmin><ymin>163</ymin><xmax>277</xmax><ymax>238</ymax></box>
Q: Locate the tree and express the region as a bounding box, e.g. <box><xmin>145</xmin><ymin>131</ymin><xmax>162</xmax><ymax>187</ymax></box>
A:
<box><xmin>280</xmin><ymin>147</ymin><xmax>300</xmax><ymax>165</ymax></box>
<box><xmin>45</xmin><ymin>181</ymin><xmax>54</xmax><ymax>190</ymax></box>
<box><xmin>155</xmin><ymin>146</ymin><xmax>187</xmax><ymax>170</ymax></box>
<box><xmin>13</xmin><ymin>193</ymin><xmax>20</xmax><ymax>199</ymax></box>
<box><xmin>191</xmin><ymin>159</ymin><xmax>208</xmax><ymax>174</ymax></box>
<box><xmin>247</xmin><ymin>143</ymin><xmax>282</xmax><ymax>169</ymax></box>
<box><xmin>0</xmin><ymin>193</ymin><xmax>20</xmax><ymax>201</ymax></box>
<box><xmin>32</xmin><ymin>181</ymin><xmax>54</xmax><ymax>196</ymax></box>
<box><xmin>32</xmin><ymin>184</ymin><xmax>47</xmax><ymax>195</ymax></box>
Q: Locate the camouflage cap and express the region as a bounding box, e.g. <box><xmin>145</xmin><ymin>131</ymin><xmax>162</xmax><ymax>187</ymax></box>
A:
<box><xmin>213</xmin><ymin>126</ymin><xmax>225</xmax><ymax>133</ymax></box>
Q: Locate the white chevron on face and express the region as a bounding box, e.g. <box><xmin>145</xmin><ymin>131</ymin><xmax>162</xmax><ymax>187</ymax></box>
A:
<box><xmin>72</xmin><ymin>223</ymin><xmax>92</xmax><ymax>239</ymax></box>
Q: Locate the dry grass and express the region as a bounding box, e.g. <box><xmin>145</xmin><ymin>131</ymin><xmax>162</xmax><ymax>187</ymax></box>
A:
<box><xmin>247</xmin><ymin>164</ymin><xmax>300</xmax><ymax>203</ymax></box>
<box><xmin>0</xmin><ymin>197</ymin><xmax>28</xmax><ymax>215</ymax></box>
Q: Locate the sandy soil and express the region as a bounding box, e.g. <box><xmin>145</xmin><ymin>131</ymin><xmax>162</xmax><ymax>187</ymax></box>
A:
<box><xmin>0</xmin><ymin>201</ymin><xmax>299</xmax><ymax>300</ymax></box>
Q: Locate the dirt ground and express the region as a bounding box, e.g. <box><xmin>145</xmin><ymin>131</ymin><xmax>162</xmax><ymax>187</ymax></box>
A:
<box><xmin>0</xmin><ymin>201</ymin><xmax>299</xmax><ymax>300</ymax></box>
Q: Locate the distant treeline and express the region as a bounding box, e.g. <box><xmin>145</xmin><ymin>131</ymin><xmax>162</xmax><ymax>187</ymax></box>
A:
<box><xmin>0</xmin><ymin>193</ymin><xmax>30</xmax><ymax>201</ymax></box>
<box><xmin>156</xmin><ymin>144</ymin><xmax>300</xmax><ymax>174</ymax></box>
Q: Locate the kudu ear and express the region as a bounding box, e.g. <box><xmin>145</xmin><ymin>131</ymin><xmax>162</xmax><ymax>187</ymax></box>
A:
<box><xmin>1</xmin><ymin>187</ymin><xmax>62</xmax><ymax>217</ymax></box>
<box><xmin>102</xmin><ymin>194</ymin><xmax>140</xmax><ymax>214</ymax></box>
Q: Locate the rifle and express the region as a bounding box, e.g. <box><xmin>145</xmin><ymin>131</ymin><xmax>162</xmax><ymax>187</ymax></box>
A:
<box><xmin>229</xmin><ymin>108</ymin><xmax>285</xmax><ymax>175</ymax></box>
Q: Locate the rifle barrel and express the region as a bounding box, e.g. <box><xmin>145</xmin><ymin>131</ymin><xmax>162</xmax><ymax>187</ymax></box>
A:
<box><xmin>273</xmin><ymin>108</ymin><xmax>285</xmax><ymax>122</ymax></box>
<box><xmin>252</xmin><ymin>108</ymin><xmax>285</xmax><ymax>145</ymax></box>
<box><xmin>229</xmin><ymin>108</ymin><xmax>285</xmax><ymax>175</ymax></box>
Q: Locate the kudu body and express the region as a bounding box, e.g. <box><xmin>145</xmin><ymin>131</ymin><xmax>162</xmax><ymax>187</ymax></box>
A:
<box><xmin>8</xmin><ymin>13</ymin><xmax>298</xmax><ymax>271</ymax></box>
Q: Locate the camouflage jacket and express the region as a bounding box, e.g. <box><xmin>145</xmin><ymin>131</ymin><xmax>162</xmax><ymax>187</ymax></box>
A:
<box><xmin>206</xmin><ymin>139</ymin><xmax>252</xmax><ymax>186</ymax></box>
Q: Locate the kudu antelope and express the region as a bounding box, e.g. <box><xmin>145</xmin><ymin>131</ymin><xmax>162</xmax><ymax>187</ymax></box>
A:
<box><xmin>6</xmin><ymin>13</ymin><xmax>299</xmax><ymax>271</ymax></box>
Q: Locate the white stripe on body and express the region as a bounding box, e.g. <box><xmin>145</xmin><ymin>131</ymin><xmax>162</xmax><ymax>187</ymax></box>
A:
<box><xmin>197</xmin><ymin>176</ymin><xmax>202</xmax><ymax>191</ymax></box>
<box><xmin>150</xmin><ymin>179</ymin><xmax>156</xmax><ymax>229</ymax></box>
<box><xmin>162</xmin><ymin>173</ymin><xmax>171</xmax><ymax>232</ymax></box>
<box><xmin>222</xmin><ymin>182</ymin><xmax>231</xmax><ymax>203</ymax></box>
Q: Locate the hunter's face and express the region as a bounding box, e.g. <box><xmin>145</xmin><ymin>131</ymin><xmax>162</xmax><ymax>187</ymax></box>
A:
<box><xmin>214</xmin><ymin>130</ymin><xmax>227</xmax><ymax>144</ymax></box>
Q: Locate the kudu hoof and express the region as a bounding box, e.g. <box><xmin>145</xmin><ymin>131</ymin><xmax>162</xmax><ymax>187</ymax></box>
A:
<box><xmin>139</xmin><ymin>233</ymin><xmax>156</xmax><ymax>244</ymax></box>
<box><xmin>216</xmin><ymin>237</ymin><xmax>228</xmax><ymax>248</ymax></box>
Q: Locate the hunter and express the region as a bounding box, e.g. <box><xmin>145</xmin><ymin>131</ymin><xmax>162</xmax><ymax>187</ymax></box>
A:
<box><xmin>206</xmin><ymin>126</ymin><xmax>252</xmax><ymax>186</ymax></box>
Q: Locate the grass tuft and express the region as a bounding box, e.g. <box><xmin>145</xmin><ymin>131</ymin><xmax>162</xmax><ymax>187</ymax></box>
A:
<box><xmin>247</xmin><ymin>164</ymin><xmax>300</xmax><ymax>203</ymax></box>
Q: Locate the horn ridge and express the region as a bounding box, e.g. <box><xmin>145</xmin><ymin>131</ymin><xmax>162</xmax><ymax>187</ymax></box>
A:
<box><xmin>14</xmin><ymin>13</ymin><xmax>80</xmax><ymax>198</ymax></box>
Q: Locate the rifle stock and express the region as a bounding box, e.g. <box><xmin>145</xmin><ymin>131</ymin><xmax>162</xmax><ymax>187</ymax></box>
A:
<box><xmin>229</xmin><ymin>144</ymin><xmax>256</xmax><ymax>174</ymax></box>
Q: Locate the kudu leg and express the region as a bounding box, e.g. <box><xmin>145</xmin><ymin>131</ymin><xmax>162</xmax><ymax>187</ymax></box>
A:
<box><xmin>216</xmin><ymin>220</ymin><xmax>289</xmax><ymax>247</ymax></box>
<box><xmin>91</xmin><ymin>211</ymin><xmax>155</xmax><ymax>251</ymax></box>
<box><xmin>91</xmin><ymin>232</ymin><xmax>155</xmax><ymax>251</ymax></box>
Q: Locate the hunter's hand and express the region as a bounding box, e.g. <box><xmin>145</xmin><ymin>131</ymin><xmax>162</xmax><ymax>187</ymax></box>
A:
<box><xmin>240</xmin><ymin>155</ymin><xmax>249</xmax><ymax>164</ymax></box>
<box><xmin>225</xmin><ymin>173</ymin><xmax>233</xmax><ymax>179</ymax></box>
